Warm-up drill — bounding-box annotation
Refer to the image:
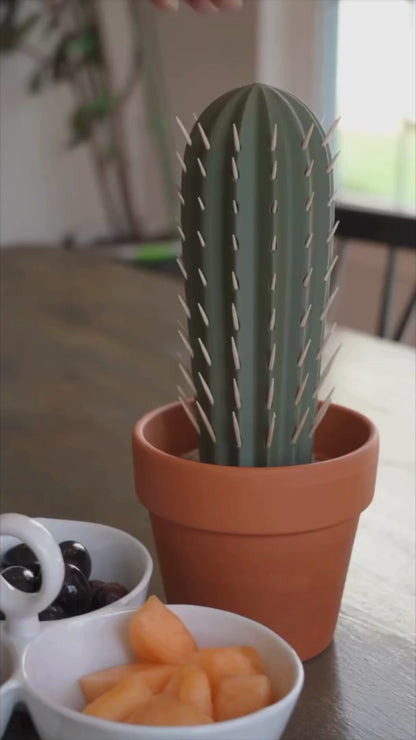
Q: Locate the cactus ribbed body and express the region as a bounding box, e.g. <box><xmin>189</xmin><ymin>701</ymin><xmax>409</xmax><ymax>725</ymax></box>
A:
<box><xmin>180</xmin><ymin>83</ymin><xmax>336</xmax><ymax>466</ymax></box>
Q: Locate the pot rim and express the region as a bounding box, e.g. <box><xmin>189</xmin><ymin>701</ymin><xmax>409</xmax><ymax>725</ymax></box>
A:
<box><xmin>132</xmin><ymin>401</ymin><xmax>379</xmax><ymax>535</ymax></box>
<box><xmin>133</xmin><ymin>399</ymin><xmax>378</xmax><ymax>474</ymax></box>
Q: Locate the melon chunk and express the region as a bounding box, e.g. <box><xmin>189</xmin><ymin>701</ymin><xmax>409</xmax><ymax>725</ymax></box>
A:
<box><xmin>82</xmin><ymin>673</ymin><xmax>152</xmax><ymax>722</ymax></box>
<box><xmin>129</xmin><ymin>595</ymin><xmax>197</xmax><ymax>664</ymax></box>
<box><xmin>164</xmin><ymin>664</ymin><xmax>213</xmax><ymax>717</ymax></box>
<box><xmin>80</xmin><ymin>663</ymin><xmax>176</xmax><ymax>702</ymax></box>
<box><xmin>214</xmin><ymin>674</ymin><xmax>273</xmax><ymax>721</ymax></box>
<box><xmin>193</xmin><ymin>646</ymin><xmax>265</xmax><ymax>688</ymax></box>
<box><xmin>127</xmin><ymin>695</ymin><xmax>213</xmax><ymax>726</ymax></box>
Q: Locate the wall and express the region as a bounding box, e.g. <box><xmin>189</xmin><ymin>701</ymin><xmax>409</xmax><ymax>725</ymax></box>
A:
<box><xmin>0</xmin><ymin>0</ymin><xmax>257</xmax><ymax>246</ymax></box>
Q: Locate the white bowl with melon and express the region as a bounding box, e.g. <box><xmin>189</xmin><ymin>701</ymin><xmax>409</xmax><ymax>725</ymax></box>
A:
<box><xmin>18</xmin><ymin>596</ymin><xmax>304</xmax><ymax>740</ymax></box>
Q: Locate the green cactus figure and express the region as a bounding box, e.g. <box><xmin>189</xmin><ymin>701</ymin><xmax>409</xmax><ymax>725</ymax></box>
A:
<box><xmin>176</xmin><ymin>83</ymin><xmax>340</xmax><ymax>467</ymax></box>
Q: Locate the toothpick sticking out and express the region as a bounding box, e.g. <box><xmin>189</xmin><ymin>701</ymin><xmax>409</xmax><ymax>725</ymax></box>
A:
<box><xmin>178</xmin><ymin>189</ymin><xmax>185</xmax><ymax>206</ymax></box>
<box><xmin>232</xmin><ymin>200</ymin><xmax>239</xmax><ymax>214</ymax></box>
<box><xmin>271</xmin><ymin>160</ymin><xmax>278</xmax><ymax>181</ymax></box>
<box><xmin>178</xmin><ymin>293</ymin><xmax>191</xmax><ymax>319</ymax></box>
<box><xmin>266</xmin><ymin>411</ymin><xmax>277</xmax><ymax>449</ymax></box>
<box><xmin>271</xmin><ymin>124</ymin><xmax>278</xmax><ymax>153</ymax></box>
<box><xmin>176</xmin><ymin>151</ymin><xmax>186</xmax><ymax>172</ymax></box>
<box><xmin>324</xmin><ymin>254</ymin><xmax>339</xmax><ymax>282</ymax></box>
<box><xmin>197</xmin><ymin>302</ymin><xmax>209</xmax><ymax>327</ymax></box>
<box><xmin>231</xmin><ymin>303</ymin><xmax>239</xmax><ymax>331</ymax></box>
<box><xmin>305</xmin><ymin>232</ymin><xmax>313</xmax><ymax>249</ymax></box>
<box><xmin>178</xmin><ymin>328</ymin><xmax>193</xmax><ymax>357</ymax></box>
<box><xmin>295</xmin><ymin>373</ymin><xmax>310</xmax><ymax>405</ymax></box>
<box><xmin>197</xmin><ymin>230</ymin><xmax>206</xmax><ymax>248</ymax></box>
<box><xmin>176</xmin><ymin>257</ymin><xmax>187</xmax><ymax>280</ymax></box>
<box><xmin>176</xmin><ymin>116</ymin><xmax>192</xmax><ymax>146</ymax></box>
<box><xmin>301</xmin><ymin>123</ymin><xmax>314</xmax><ymax>150</ymax></box>
<box><xmin>232</xmin><ymin>234</ymin><xmax>239</xmax><ymax>252</ymax></box>
<box><xmin>232</xmin><ymin>411</ymin><xmax>242</xmax><ymax>448</ymax></box>
<box><xmin>232</xmin><ymin>157</ymin><xmax>239</xmax><ymax>181</ymax></box>
<box><xmin>231</xmin><ymin>336</ymin><xmax>240</xmax><ymax>371</ymax></box>
<box><xmin>327</xmin><ymin>220</ymin><xmax>340</xmax><ymax>243</ymax></box>
<box><xmin>305</xmin><ymin>159</ymin><xmax>315</xmax><ymax>178</ymax></box>
<box><xmin>297</xmin><ymin>338</ymin><xmax>311</xmax><ymax>368</ymax></box>
<box><xmin>177</xmin><ymin>223</ymin><xmax>185</xmax><ymax>241</ymax></box>
<box><xmin>231</xmin><ymin>271</ymin><xmax>239</xmax><ymax>291</ymax></box>
<box><xmin>197</xmin><ymin>120</ymin><xmax>210</xmax><ymax>150</ymax></box>
<box><xmin>232</xmin><ymin>123</ymin><xmax>241</xmax><ymax>152</ymax></box>
<box><xmin>303</xmin><ymin>267</ymin><xmax>313</xmax><ymax>287</ymax></box>
<box><xmin>271</xmin><ymin>235</ymin><xmax>277</xmax><ymax>252</ymax></box>
<box><xmin>322</xmin><ymin>116</ymin><xmax>341</xmax><ymax>148</ymax></box>
<box><xmin>198</xmin><ymin>267</ymin><xmax>207</xmax><ymax>287</ymax></box>
<box><xmin>305</xmin><ymin>191</ymin><xmax>315</xmax><ymax>212</ymax></box>
<box><xmin>178</xmin><ymin>395</ymin><xmax>199</xmax><ymax>433</ymax></box>
<box><xmin>270</xmin><ymin>273</ymin><xmax>277</xmax><ymax>291</ymax></box>
<box><xmin>268</xmin><ymin>342</ymin><xmax>276</xmax><ymax>371</ymax></box>
<box><xmin>327</xmin><ymin>190</ymin><xmax>338</xmax><ymax>207</ymax></box>
<box><xmin>271</xmin><ymin>200</ymin><xmax>278</xmax><ymax>214</ymax></box>
<box><xmin>233</xmin><ymin>378</ymin><xmax>241</xmax><ymax>409</ymax></box>
<box><xmin>309</xmin><ymin>387</ymin><xmax>335</xmax><ymax>436</ymax></box>
<box><xmin>320</xmin><ymin>286</ymin><xmax>339</xmax><ymax>321</ymax></box>
<box><xmin>198</xmin><ymin>372</ymin><xmax>214</xmax><ymax>405</ymax></box>
<box><xmin>198</xmin><ymin>337</ymin><xmax>212</xmax><ymax>366</ymax></box>
<box><xmin>179</xmin><ymin>362</ymin><xmax>196</xmax><ymax>394</ymax></box>
<box><xmin>314</xmin><ymin>344</ymin><xmax>342</xmax><ymax>396</ymax></box>
<box><xmin>196</xmin><ymin>401</ymin><xmax>216</xmax><ymax>443</ymax></box>
<box><xmin>291</xmin><ymin>407</ymin><xmax>310</xmax><ymax>444</ymax></box>
<box><xmin>266</xmin><ymin>377</ymin><xmax>275</xmax><ymax>410</ymax></box>
<box><xmin>300</xmin><ymin>304</ymin><xmax>312</xmax><ymax>328</ymax></box>
<box><xmin>326</xmin><ymin>151</ymin><xmax>340</xmax><ymax>174</ymax></box>
<box><xmin>197</xmin><ymin>158</ymin><xmax>207</xmax><ymax>178</ymax></box>
<box><xmin>269</xmin><ymin>308</ymin><xmax>276</xmax><ymax>331</ymax></box>
<box><xmin>198</xmin><ymin>196</ymin><xmax>205</xmax><ymax>211</ymax></box>
<box><xmin>317</xmin><ymin>322</ymin><xmax>337</xmax><ymax>359</ymax></box>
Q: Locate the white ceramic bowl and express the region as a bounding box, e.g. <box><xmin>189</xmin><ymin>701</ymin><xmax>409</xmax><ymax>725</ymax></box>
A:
<box><xmin>18</xmin><ymin>604</ymin><xmax>303</xmax><ymax>740</ymax></box>
<box><xmin>0</xmin><ymin>513</ymin><xmax>153</xmax><ymax>736</ymax></box>
<box><xmin>0</xmin><ymin>514</ymin><xmax>153</xmax><ymax>633</ymax></box>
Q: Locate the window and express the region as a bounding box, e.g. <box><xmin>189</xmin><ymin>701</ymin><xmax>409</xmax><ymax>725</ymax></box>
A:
<box><xmin>336</xmin><ymin>0</ymin><xmax>415</xmax><ymax>213</ymax></box>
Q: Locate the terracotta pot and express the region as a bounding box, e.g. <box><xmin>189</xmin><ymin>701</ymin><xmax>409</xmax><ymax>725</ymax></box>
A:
<box><xmin>132</xmin><ymin>401</ymin><xmax>378</xmax><ymax>661</ymax></box>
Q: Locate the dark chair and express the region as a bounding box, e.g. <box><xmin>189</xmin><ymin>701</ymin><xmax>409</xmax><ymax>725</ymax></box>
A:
<box><xmin>334</xmin><ymin>204</ymin><xmax>416</xmax><ymax>341</ymax></box>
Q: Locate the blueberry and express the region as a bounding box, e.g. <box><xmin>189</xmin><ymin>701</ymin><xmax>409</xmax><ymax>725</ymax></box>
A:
<box><xmin>39</xmin><ymin>603</ymin><xmax>66</xmax><ymax>621</ymax></box>
<box><xmin>1</xmin><ymin>566</ymin><xmax>38</xmax><ymax>593</ymax></box>
<box><xmin>55</xmin><ymin>563</ymin><xmax>92</xmax><ymax>616</ymax></box>
<box><xmin>2</xmin><ymin>544</ymin><xmax>40</xmax><ymax>577</ymax></box>
<box><xmin>59</xmin><ymin>541</ymin><xmax>92</xmax><ymax>579</ymax></box>
<box><xmin>88</xmin><ymin>579</ymin><xmax>105</xmax><ymax>595</ymax></box>
<box><xmin>92</xmin><ymin>582</ymin><xmax>129</xmax><ymax>609</ymax></box>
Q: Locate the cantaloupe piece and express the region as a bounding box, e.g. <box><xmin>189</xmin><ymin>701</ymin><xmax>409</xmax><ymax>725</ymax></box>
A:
<box><xmin>80</xmin><ymin>663</ymin><xmax>176</xmax><ymax>702</ymax></box>
<box><xmin>83</xmin><ymin>673</ymin><xmax>152</xmax><ymax>722</ymax></box>
<box><xmin>214</xmin><ymin>674</ymin><xmax>273</xmax><ymax>721</ymax></box>
<box><xmin>163</xmin><ymin>664</ymin><xmax>213</xmax><ymax>717</ymax></box>
<box><xmin>192</xmin><ymin>646</ymin><xmax>265</xmax><ymax>689</ymax></box>
<box><xmin>129</xmin><ymin>596</ymin><xmax>197</xmax><ymax>664</ymax></box>
<box><xmin>127</xmin><ymin>695</ymin><xmax>213</xmax><ymax>726</ymax></box>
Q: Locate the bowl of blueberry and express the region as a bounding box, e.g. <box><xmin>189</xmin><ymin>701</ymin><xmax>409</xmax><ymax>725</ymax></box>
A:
<box><xmin>0</xmin><ymin>514</ymin><xmax>153</xmax><ymax>624</ymax></box>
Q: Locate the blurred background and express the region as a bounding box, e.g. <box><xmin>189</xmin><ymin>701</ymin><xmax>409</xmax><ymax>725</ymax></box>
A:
<box><xmin>0</xmin><ymin>0</ymin><xmax>415</xmax><ymax>343</ymax></box>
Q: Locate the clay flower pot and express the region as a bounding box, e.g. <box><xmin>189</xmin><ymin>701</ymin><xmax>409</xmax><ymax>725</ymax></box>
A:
<box><xmin>132</xmin><ymin>401</ymin><xmax>378</xmax><ymax>661</ymax></box>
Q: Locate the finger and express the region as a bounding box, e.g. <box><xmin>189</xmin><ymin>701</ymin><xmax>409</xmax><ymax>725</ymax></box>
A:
<box><xmin>151</xmin><ymin>0</ymin><xmax>179</xmax><ymax>10</ymax></box>
<box><xmin>186</xmin><ymin>0</ymin><xmax>219</xmax><ymax>12</ymax></box>
<box><xmin>211</xmin><ymin>0</ymin><xmax>242</xmax><ymax>8</ymax></box>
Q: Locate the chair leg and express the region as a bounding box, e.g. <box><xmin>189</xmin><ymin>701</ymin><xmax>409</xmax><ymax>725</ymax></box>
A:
<box><xmin>393</xmin><ymin>286</ymin><xmax>416</xmax><ymax>342</ymax></box>
<box><xmin>377</xmin><ymin>247</ymin><xmax>397</xmax><ymax>338</ymax></box>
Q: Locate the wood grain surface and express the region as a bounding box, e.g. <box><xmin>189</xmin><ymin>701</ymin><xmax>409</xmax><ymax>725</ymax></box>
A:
<box><xmin>1</xmin><ymin>248</ymin><xmax>415</xmax><ymax>740</ymax></box>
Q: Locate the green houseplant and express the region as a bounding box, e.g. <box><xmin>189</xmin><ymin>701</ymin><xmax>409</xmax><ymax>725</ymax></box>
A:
<box><xmin>132</xmin><ymin>84</ymin><xmax>379</xmax><ymax>660</ymax></box>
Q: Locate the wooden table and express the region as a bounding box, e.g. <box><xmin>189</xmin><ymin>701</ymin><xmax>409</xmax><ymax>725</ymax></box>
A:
<box><xmin>1</xmin><ymin>248</ymin><xmax>415</xmax><ymax>740</ymax></box>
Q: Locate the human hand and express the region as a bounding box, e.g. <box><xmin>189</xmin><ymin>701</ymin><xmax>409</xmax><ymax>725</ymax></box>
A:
<box><xmin>151</xmin><ymin>0</ymin><xmax>242</xmax><ymax>11</ymax></box>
